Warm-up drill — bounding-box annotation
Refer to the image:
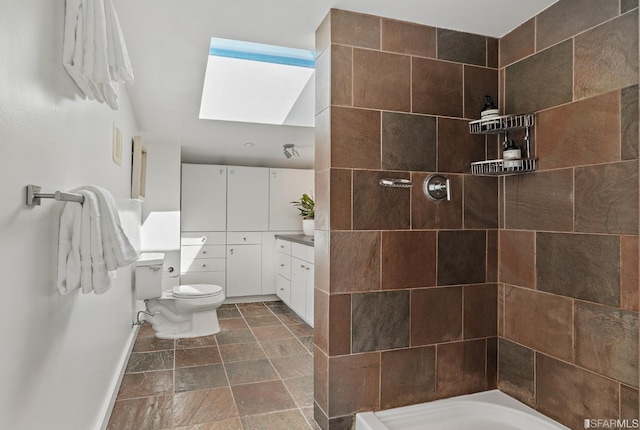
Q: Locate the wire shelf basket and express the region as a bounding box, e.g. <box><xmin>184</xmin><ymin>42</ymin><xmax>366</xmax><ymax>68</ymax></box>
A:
<box><xmin>468</xmin><ymin>114</ymin><xmax>535</xmax><ymax>135</ymax></box>
<box><xmin>470</xmin><ymin>158</ymin><xmax>537</xmax><ymax>176</ymax></box>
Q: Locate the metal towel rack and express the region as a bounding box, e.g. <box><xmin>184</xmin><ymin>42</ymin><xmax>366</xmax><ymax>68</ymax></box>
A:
<box><xmin>26</xmin><ymin>184</ymin><xmax>84</xmax><ymax>207</ymax></box>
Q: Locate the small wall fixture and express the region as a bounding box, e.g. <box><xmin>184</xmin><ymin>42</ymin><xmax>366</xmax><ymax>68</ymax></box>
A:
<box><xmin>423</xmin><ymin>174</ymin><xmax>451</xmax><ymax>202</ymax></box>
<box><xmin>26</xmin><ymin>184</ymin><xmax>84</xmax><ymax>206</ymax></box>
<box><xmin>379</xmin><ymin>178</ymin><xmax>413</xmax><ymax>188</ymax></box>
<box><xmin>283</xmin><ymin>143</ymin><xmax>299</xmax><ymax>159</ymax></box>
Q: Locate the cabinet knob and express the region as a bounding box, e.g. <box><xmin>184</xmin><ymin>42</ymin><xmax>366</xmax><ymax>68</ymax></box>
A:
<box><xmin>201</xmin><ymin>237</ymin><xmax>206</xmax><ymax>243</ymax></box>
<box><xmin>300</xmin><ymin>265</ymin><xmax>305</xmax><ymax>269</ymax></box>
<box><xmin>280</xmin><ymin>264</ymin><xmax>285</xmax><ymax>267</ymax></box>
<box><xmin>280</xmin><ymin>245</ymin><xmax>285</xmax><ymax>249</ymax></box>
<box><xmin>279</xmin><ymin>288</ymin><xmax>284</xmax><ymax>291</ymax></box>
<box><xmin>202</xmin><ymin>264</ymin><xmax>206</xmax><ymax>268</ymax></box>
<box><xmin>230</xmin><ymin>248</ymin><xmax>234</xmax><ymax>255</ymax></box>
<box><xmin>243</xmin><ymin>237</ymin><xmax>247</xmax><ymax>241</ymax></box>
<box><xmin>202</xmin><ymin>250</ymin><xmax>207</xmax><ymax>254</ymax></box>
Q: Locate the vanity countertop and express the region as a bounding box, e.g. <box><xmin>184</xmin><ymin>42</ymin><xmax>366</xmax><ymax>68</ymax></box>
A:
<box><xmin>275</xmin><ymin>234</ymin><xmax>314</xmax><ymax>247</ymax></box>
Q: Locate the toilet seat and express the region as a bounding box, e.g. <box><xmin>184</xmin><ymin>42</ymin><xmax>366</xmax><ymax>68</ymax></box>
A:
<box><xmin>171</xmin><ymin>284</ymin><xmax>223</xmax><ymax>299</ymax></box>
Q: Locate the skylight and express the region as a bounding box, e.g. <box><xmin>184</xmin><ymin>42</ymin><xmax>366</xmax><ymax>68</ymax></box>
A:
<box><xmin>199</xmin><ymin>38</ymin><xmax>315</xmax><ymax>127</ymax></box>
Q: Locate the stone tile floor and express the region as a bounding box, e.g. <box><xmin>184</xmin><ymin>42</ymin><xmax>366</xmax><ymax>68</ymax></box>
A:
<box><xmin>107</xmin><ymin>301</ymin><xmax>319</xmax><ymax>430</ymax></box>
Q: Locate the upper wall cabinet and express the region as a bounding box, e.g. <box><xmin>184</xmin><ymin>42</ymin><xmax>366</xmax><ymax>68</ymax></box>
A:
<box><xmin>227</xmin><ymin>166</ymin><xmax>269</xmax><ymax>231</ymax></box>
<box><xmin>269</xmin><ymin>169</ymin><xmax>315</xmax><ymax>231</ymax></box>
<box><xmin>181</xmin><ymin>164</ymin><xmax>227</xmax><ymax>231</ymax></box>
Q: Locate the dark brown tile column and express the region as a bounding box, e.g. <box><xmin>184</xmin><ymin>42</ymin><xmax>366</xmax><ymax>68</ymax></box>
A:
<box><xmin>315</xmin><ymin>9</ymin><xmax>500</xmax><ymax>429</ymax></box>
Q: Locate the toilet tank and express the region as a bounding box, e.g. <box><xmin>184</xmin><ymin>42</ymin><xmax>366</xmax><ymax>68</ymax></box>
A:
<box><xmin>135</xmin><ymin>253</ymin><xmax>165</xmax><ymax>300</ymax></box>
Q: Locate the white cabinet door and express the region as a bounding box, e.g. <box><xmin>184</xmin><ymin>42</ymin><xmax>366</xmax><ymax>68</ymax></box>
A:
<box><xmin>290</xmin><ymin>257</ymin><xmax>306</xmax><ymax>318</ymax></box>
<box><xmin>181</xmin><ymin>164</ymin><xmax>227</xmax><ymax>231</ymax></box>
<box><xmin>269</xmin><ymin>169</ymin><xmax>314</xmax><ymax>231</ymax></box>
<box><xmin>227</xmin><ymin>166</ymin><xmax>269</xmax><ymax>231</ymax></box>
<box><xmin>276</xmin><ymin>275</ymin><xmax>291</xmax><ymax>305</ymax></box>
<box><xmin>226</xmin><ymin>245</ymin><xmax>262</xmax><ymax>297</ymax></box>
<box><xmin>305</xmin><ymin>263</ymin><xmax>314</xmax><ymax>327</ymax></box>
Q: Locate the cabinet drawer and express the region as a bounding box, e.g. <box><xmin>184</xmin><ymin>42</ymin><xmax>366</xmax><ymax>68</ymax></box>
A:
<box><xmin>181</xmin><ymin>272</ymin><xmax>226</xmax><ymax>289</ymax></box>
<box><xmin>181</xmin><ymin>245</ymin><xmax>225</xmax><ymax>260</ymax></box>
<box><xmin>277</xmin><ymin>252</ymin><xmax>291</xmax><ymax>280</ymax></box>
<box><xmin>276</xmin><ymin>275</ymin><xmax>291</xmax><ymax>305</ymax></box>
<box><xmin>181</xmin><ymin>257</ymin><xmax>225</xmax><ymax>273</ymax></box>
<box><xmin>276</xmin><ymin>239</ymin><xmax>291</xmax><ymax>255</ymax></box>
<box><xmin>227</xmin><ymin>232</ymin><xmax>262</xmax><ymax>245</ymax></box>
<box><xmin>181</xmin><ymin>232</ymin><xmax>226</xmax><ymax>246</ymax></box>
<box><xmin>292</xmin><ymin>242</ymin><xmax>314</xmax><ymax>264</ymax></box>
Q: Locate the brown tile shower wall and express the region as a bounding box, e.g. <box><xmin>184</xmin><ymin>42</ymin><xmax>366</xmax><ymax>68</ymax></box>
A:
<box><xmin>314</xmin><ymin>9</ymin><xmax>501</xmax><ymax>429</ymax></box>
<box><xmin>497</xmin><ymin>2</ymin><xmax>640</xmax><ymax>429</ymax></box>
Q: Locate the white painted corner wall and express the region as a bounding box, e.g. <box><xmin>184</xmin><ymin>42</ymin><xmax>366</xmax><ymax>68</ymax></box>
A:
<box><xmin>141</xmin><ymin>144</ymin><xmax>182</xmax><ymax>252</ymax></box>
<box><xmin>0</xmin><ymin>1</ymin><xmax>141</xmax><ymax>429</ymax></box>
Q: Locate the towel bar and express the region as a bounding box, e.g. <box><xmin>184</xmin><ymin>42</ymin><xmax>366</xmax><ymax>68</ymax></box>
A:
<box><xmin>26</xmin><ymin>184</ymin><xmax>84</xmax><ymax>206</ymax></box>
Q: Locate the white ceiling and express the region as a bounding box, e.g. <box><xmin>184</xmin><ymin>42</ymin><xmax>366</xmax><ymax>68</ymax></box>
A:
<box><xmin>113</xmin><ymin>0</ymin><xmax>558</xmax><ymax>169</ymax></box>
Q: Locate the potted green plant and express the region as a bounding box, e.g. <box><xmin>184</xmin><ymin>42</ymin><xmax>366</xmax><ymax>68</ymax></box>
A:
<box><xmin>291</xmin><ymin>193</ymin><xmax>314</xmax><ymax>236</ymax></box>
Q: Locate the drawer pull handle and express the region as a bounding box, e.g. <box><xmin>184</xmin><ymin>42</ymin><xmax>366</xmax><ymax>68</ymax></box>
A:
<box><xmin>280</xmin><ymin>245</ymin><xmax>284</xmax><ymax>248</ymax></box>
<box><xmin>230</xmin><ymin>249</ymin><xmax>234</xmax><ymax>255</ymax></box>
<box><xmin>201</xmin><ymin>237</ymin><xmax>206</xmax><ymax>243</ymax></box>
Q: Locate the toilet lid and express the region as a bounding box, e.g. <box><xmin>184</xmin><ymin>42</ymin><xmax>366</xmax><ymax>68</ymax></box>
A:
<box><xmin>172</xmin><ymin>284</ymin><xmax>223</xmax><ymax>299</ymax></box>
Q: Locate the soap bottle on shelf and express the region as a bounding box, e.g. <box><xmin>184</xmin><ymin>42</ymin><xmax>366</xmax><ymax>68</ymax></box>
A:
<box><xmin>480</xmin><ymin>95</ymin><xmax>499</xmax><ymax>119</ymax></box>
<box><xmin>503</xmin><ymin>140</ymin><xmax>522</xmax><ymax>170</ymax></box>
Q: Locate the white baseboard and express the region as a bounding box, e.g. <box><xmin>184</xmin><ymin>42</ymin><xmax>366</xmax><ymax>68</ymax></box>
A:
<box><xmin>224</xmin><ymin>294</ymin><xmax>279</xmax><ymax>304</ymax></box>
<box><xmin>98</xmin><ymin>324</ymin><xmax>139</xmax><ymax>430</ymax></box>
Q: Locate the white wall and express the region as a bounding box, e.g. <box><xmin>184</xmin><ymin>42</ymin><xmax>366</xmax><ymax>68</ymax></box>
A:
<box><xmin>0</xmin><ymin>1</ymin><xmax>141</xmax><ymax>429</ymax></box>
<box><xmin>141</xmin><ymin>144</ymin><xmax>181</xmax><ymax>252</ymax></box>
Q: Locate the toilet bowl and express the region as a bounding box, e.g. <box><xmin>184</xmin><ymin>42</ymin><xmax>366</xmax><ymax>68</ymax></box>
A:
<box><xmin>135</xmin><ymin>253</ymin><xmax>225</xmax><ymax>339</ymax></box>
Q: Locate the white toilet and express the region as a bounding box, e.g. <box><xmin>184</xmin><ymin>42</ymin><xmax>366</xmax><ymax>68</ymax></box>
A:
<box><xmin>135</xmin><ymin>252</ymin><xmax>225</xmax><ymax>339</ymax></box>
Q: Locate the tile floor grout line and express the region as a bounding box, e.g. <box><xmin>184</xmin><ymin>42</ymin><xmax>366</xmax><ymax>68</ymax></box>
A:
<box><xmin>241</xmin><ymin>302</ymin><xmax>315</xmax><ymax>429</ymax></box>
<box><xmin>264</xmin><ymin>304</ymin><xmax>315</xmax><ymax>429</ymax></box>
<box><xmin>224</xmin><ymin>303</ymin><xmax>247</xmax><ymax>429</ymax></box>
<box><xmin>109</xmin><ymin>301</ymin><xmax>316</xmax><ymax>430</ymax></box>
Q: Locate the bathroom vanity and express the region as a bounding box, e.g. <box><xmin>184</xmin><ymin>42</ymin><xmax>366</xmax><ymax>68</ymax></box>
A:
<box><xmin>275</xmin><ymin>235</ymin><xmax>314</xmax><ymax>327</ymax></box>
<box><xmin>180</xmin><ymin>164</ymin><xmax>313</xmax><ymax>300</ymax></box>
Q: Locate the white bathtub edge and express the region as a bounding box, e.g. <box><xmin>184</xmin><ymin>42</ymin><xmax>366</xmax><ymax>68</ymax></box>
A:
<box><xmin>355</xmin><ymin>390</ymin><xmax>570</xmax><ymax>430</ymax></box>
<box><xmin>355</xmin><ymin>412</ymin><xmax>390</xmax><ymax>430</ymax></box>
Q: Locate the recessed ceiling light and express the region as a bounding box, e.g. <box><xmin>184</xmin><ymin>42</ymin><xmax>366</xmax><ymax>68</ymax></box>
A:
<box><xmin>244</xmin><ymin>142</ymin><xmax>255</xmax><ymax>148</ymax></box>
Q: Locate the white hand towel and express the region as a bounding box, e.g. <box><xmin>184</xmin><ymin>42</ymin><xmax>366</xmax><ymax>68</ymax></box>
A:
<box><xmin>56</xmin><ymin>186</ymin><xmax>137</xmax><ymax>296</ymax></box>
<box><xmin>56</xmin><ymin>200</ymin><xmax>83</xmax><ymax>295</ymax></box>
<box><xmin>79</xmin><ymin>189</ymin><xmax>93</xmax><ymax>293</ymax></box>
<box><xmin>62</xmin><ymin>0</ymin><xmax>134</xmax><ymax>109</ymax></box>
<box><xmin>82</xmin><ymin>185</ymin><xmax>138</xmax><ymax>268</ymax></box>
<box><xmin>63</xmin><ymin>0</ymin><xmax>96</xmax><ymax>100</ymax></box>
<box><xmin>78</xmin><ymin>190</ymin><xmax>113</xmax><ymax>294</ymax></box>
